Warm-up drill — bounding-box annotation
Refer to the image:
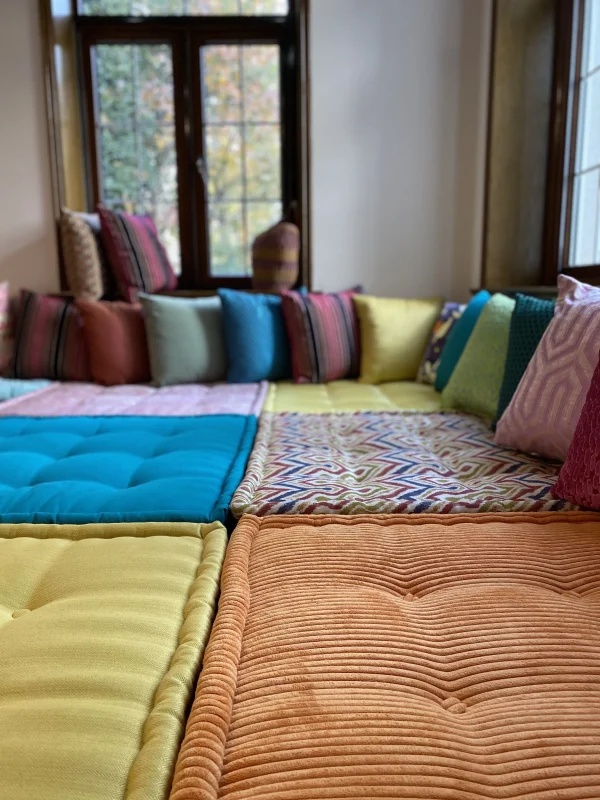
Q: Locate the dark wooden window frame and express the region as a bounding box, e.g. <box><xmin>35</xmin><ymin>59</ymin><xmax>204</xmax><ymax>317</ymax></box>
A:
<box><xmin>543</xmin><ymin>0</ymin><xmax>599</xmax><ymax>283</ymax></box>
<box><xmin>75</xmin><ymin>3</ymin><xmax>310</xmax><ymax>291</ymax></box>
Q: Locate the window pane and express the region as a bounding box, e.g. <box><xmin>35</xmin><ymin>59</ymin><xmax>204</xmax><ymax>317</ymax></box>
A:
<box><xmin>201</xmin><ymin>45</ymin><xmax>282</xmax><ymax>276</ymax></box>
<box><xmin>80</xmin><ymin>0</ymin><xmax>288</xmax><ymax>14</ymax></box>
<box><xmin>570</xmin><ymin>169</ymin><xmax>600</xmax><ymax>266</ymax></box>
<box><xmin>576</xmin><ymin>70</ymin><xmax>600</xmax><ymax>171</ymax></box>
<box><xmin>205</xmin><ymin>125</ymin><xmax>243</xmax><ymax>200</ymax></box>
<box><xmin>209</xmin><ymin>203</ymin><xmax>246</xmax><ymax>275</ymax></box>
<box><xmin>583</xmin><ymin>0</ymin><xmax>600</xmax><ymax>74</ymax></box>
<box><xmin>246</xmin><ymin>125</ymin><xmax>281</xmax><ymax>199</ymax></box>
<box><xmin>243</xmin><ymin>47</ymin><xmax>280</xmax><ymax>122</ymax></box>
<box><xmin>94</xmin><ymin>43</ymin><xmax>181</xmax><ymax>272</ymax></box>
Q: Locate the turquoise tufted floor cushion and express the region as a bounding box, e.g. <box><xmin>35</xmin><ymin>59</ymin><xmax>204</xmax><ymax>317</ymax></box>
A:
<box><xmin>0</xmin><ymin>415</ymin><xmax>256</xmax><ymax>524</ymax></box>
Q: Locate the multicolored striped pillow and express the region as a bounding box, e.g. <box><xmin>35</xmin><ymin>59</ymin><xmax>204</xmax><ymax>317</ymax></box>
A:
<box><xmin>281</xmin><ymin>289</ymin><xmax>360</xmax><ymax>383</ymax></box>
<box><xmin>99</xmin><ymin>207</ymin><xmax>177</xmax><ymax>302</ymax></box>
<box><xmin>0</xmin><ymin>282</ymin><xmax>13</xmax><ymax>376</ymax></box>
<box><xmin>12</xmin><ymin>291</ymin><xmax>90</xmax><ymax>381</ymax></box>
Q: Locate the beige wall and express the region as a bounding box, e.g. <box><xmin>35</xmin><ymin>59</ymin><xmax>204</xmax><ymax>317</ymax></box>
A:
<box><xmin>0</xmin><ymin>0</ymin><xmax>60</xmax><ymax>296</ymax></box>
<box><xmin>310</xmin><ymin>0</ymin><xmax>492</xmax><ymax>301</ymax></box>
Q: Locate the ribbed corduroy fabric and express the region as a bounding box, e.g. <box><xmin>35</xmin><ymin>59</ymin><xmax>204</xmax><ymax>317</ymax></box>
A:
<box><xmin>171</xmin><ymin>512</ymin><xmax>600</xmax><ymax>800</ymax></box>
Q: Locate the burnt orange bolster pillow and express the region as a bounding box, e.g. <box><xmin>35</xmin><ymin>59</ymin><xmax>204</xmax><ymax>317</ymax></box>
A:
<box><xmin>76</xmin><ymin>300</ymin><xmax>151</xmax><ymax>386</ymax></box>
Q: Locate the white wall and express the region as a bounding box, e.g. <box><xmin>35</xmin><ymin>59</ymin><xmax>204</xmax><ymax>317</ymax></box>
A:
<box><xmin>310</xmin><ymin>0</ymin><xmax>492</xmax><ymax>301</ymax></box>
<box><xmin>0</xmin><ymin>0</ymin><xmax>60</xmax><ymax>296</ymax></box>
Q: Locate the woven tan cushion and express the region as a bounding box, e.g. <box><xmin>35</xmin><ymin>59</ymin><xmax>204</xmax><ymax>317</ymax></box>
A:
<box><xmin>59</xmin><ymin>208</ymin><xmax>105</xmax><ymax>301</ymax></box>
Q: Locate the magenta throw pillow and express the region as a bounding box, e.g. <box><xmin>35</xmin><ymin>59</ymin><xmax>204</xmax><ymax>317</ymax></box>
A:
<box><xmin>281</xmin><ymin>290</ymin><xmax>360</xmax><ymax>383</ymax></box>
<box><xmin>99</xmin><ymin>207</ymin><xmax>177</xmax><ymax>302</ymax></box>
<box><xmin>552</xmin><ymin>350</ymin><xmax>600</xmax><ymax>508</ymax></box>
<box><xmin>495</xmin><ymin>276</ymin><xmax>600</xmax><ymax>460</ymax></box>
<box><xmin>12</xmin><ymin>290</ymin><xmax>90</xmax><ymax>381</ymax></box>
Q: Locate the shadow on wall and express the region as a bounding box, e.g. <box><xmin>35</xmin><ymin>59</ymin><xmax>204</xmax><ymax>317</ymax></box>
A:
<box><xmin>0</xmin><ymin>234</ymin><xmax>60</xmax><ymax>297</ymax></box>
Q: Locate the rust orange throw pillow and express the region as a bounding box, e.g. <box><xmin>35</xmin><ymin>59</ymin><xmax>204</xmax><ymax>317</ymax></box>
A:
<box><xmin>76</xmin><ymin>301</ymin><xmax>150</xmax><ymax>386</ymax></box>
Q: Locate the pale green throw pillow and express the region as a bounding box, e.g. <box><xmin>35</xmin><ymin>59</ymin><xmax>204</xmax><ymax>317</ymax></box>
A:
<box><xmin>139</xmin><ymin>293</ymin><xmax>227</xmax><ymax>386</ymax></box>
<box><xmin>441</xmin><ymin>293</ymin><xmax>515</xmax><ymax>420</ymax></box>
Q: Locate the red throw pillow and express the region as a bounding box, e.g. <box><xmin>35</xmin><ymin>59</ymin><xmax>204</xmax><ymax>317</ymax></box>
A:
<box><xmin>12</xmin><ymin>290</ymin><xmax>90</xmax><ymax>381</ymax></box>
<box><xmin>281</xmin><ymin>289</ymin><xmax>360</xmax><ymax>383</ymax></box>
<box><xmin>76</xmin><ymin>301</ymin><xmax>151</xmax><ymax>386</ymax></box>
<box><xmin>99</xmin><ymin>207</ymin><xmax>177</xmax><ymax>302</ymax></box>
<box><xmin>552</xmin><ymin>350</ymin><xmax>600</xmax><ymax>509</ymax></box>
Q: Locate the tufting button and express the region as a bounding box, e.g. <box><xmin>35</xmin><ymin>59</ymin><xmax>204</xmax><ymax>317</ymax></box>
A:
<box><xmin>12</xmin><ymin>609</ymin><xmax>30</xmax><ymax>619</ymax></box>
<box><xmin>442</xmin><ymin>696</ymin><xmax>467</xmax><ymax>714</ymax></box>
<box><xmin>404</xmin><ymin>592</ymin><xmax>416</xmax><ymax>602</ymax></box>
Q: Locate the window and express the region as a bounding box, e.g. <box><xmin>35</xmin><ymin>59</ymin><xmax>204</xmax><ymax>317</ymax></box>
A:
<box><xmin>77</xmin><ymin>0</ymin><xmax>308</xmax><ymax>289</ymax></box>
<box><xmin>544</xmin><ymin>0</ymin><xmax>600</xmax><ymax>281</ymax></box>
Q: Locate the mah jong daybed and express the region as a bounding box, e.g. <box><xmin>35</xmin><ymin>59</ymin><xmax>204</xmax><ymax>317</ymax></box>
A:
<box><xmin>170</xmin><ymin>511</ymin><xmax>600</xmax><ymax>800</ymax></box>
<box><xmin>0</xmin><ymin>520</ymin><xmax>227</xmax><ymax>800</ymax></box>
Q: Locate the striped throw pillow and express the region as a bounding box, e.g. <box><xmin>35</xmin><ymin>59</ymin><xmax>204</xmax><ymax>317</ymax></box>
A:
<box><xmin>99</xmin><ymin>207</ymin><xmax>177</xmax><ymax>302</ymax></box>
<box><xmin>12</xmin><ymin>291</ymin><xmax>90</xmax><ymax>381</ymax></box>
<box><xmin>281</xmin><ymin>290</ymin><xmax>360</xmax><ymax>383</ymax></box>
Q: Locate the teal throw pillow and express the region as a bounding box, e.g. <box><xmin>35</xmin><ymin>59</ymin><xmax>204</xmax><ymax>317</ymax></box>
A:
<box><xmin>434</xmin><ymin>290</ymin><xmax>491</xmax><ymax>391</ymax></box>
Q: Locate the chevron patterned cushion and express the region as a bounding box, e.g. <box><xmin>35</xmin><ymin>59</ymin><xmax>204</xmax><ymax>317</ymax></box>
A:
<box><xmin>496</xmin><ymin>276</ymin><xmax>600</xmax><ymax>461</ymax></box>
<box><xmin>230</xmin><ymin>411</ymin><xmax>571</xmax><ymax>517</ymax></box>
<box><xmin>553</xmin><ymin>353</ymin><xmax>600</xmax><ymax>509</ymax></box>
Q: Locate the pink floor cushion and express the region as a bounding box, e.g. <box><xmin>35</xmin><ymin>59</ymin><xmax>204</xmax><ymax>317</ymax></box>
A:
<box><xmin>0</xmin><ymin>381</ymin><xmax>268</xmax><ymax>417</ymax></box>
<box><xmin>553</xmin><ymin>350</ymin><xmax>600</xmax><ymax>509</ymax></box>
<box><xmin>495</xmin><ymin>276</ymin><xmax>600</xmax><ymax>461</ymax></box>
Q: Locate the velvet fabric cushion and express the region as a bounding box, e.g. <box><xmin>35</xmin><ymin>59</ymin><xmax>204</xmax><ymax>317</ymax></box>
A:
<box><xmin>552</xmin><ymin>352</ymin><xmax>600</xmax><ymax>508</ymax></box>
<box><xmin>417</xmin><ymin>302</ymin><xmax>465</xmax><ymax>385</ymax></box>
<box><xmin>281</xmin><ymin>289</ymin><xmax>360</xmax><ymax>383</ymax></box>
<box><xmin>435</xmin><ymin>290</ymin><xmax>491</xmax><ymax>392</ymax></box>
<box><xmin>139</xmin><ymin>293</ymin><xmax>227</xmax><ymax>386</ymax></box>
<box><xmin>99</xmin><ymin>207</ymin><xmax>177</xmax><ymax>302</ymax></box>
<box><xmin>11</xmin><ymin>290</ymin><xmax>90</xmax><ymax>381</ymax></box>
<box><xmin>442</xmin><ymin>293</ymin><xmax>515</xmax><ymax>420</ymax></box>
<box><xmin>59</xmin><ymin>209</ymin><xmax>105</xmax><ymax>301</ymax></box>
<box><xmin>251</xmin><ymin>221</ymin><xmax>300</xmax><ymax>291</ymax></box>
<box><xmin>218</xmin><ymin>289</ymin><xmax>291</xmax><ymax>383</ymax></box>
<box><xmin>0</xmin><ymin>378</ymin><xmax>51</xmax><ymax>402</ymax></box>
<box><xmin>353</xmin><ymin>295</ymin><xmax>442</xmax><ymax>384</ymax></box>
<box><xmin>495</xmin><ymin>294</ymin><xmax>555</xmax><ymax>423</ymax></box>
<box><xmin>76</xmin><ymin>300</ymin><xmax>151</xmax><ymax>386</ymax></box>
<box><xmin>496</xmin><ymin>276</ymin><xmax>600</xmax><ymax>461</ymax></box>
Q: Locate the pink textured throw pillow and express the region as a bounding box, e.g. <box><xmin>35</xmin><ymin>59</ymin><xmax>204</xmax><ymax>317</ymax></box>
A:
<box><xmin>495</xmin><ymin>276</ymin><xmax>600</xmax><ymax>460</ymax></box>
<box><xmin>552</xmin><ymin>350</ymin><xmax>600</xmax><ymax>508</ymax></box>
<box><xmin>281</xmin><ymin>289</ymin><xmax>360</xmax><ymax>383</ymax></box>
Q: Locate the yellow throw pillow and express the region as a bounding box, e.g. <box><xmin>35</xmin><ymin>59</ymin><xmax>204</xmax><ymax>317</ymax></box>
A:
<box><xmin>354</xmin><ymin>295</ymin><xmax>442</xmax><ymax>384</ymax></box>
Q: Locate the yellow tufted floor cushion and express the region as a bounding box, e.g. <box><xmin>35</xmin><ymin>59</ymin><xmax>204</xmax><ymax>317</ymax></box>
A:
<box><xmin>264</xmin><ymin>379</ymin><xmax>442</xmax><ymax>413</ymax></box>
<box><xmin>171</xmin><ymin>512</ymin><xmax>600</xmax><ymax>800</ymax></box>
<box><xmin>0</xmin><ymin>521</ymin><xmax>227</xmax><ymax>800</ymax></box>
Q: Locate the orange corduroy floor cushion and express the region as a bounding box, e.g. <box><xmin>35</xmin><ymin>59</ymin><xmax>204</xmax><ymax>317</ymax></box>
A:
<box><xmin>170</xmin><ymin>512</ymin><xmax>600</xmax><ymax>800</ymax></box>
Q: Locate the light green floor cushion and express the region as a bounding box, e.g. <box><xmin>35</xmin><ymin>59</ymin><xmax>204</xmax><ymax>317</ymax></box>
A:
<box><xmin>0</xmin><ymin>520</ymin><xmax>227</xmax><ymax>800</ymax></box>
<box><xmin>442</xmin><ymin>293</ymin><xmax>515</xmax><ymax>420</ymax></box>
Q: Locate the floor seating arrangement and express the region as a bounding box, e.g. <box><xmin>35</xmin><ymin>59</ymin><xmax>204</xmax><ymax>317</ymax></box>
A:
<box><xmin>0</xmin><ymin>520</ymin><xmax>227</xmax><ymax>800</ymax></box>
<box><xmin>0</xmin><ymin>416</ymin><xmax>256</xmax><ymax>524</ymax></box>
<box><xmin>171</xmin><ymin>512</ymin><xmax>600</xmax><ymax>800</ymax></box>
<box><xmin>3</xmin><ymin>277</ymin><xmax>600</xmax><ymax>799</ymax></box>
<box><xmin>232</xmin><ymin>410</ymin><xmax>570</xmax><ymax>517</ymax></box>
